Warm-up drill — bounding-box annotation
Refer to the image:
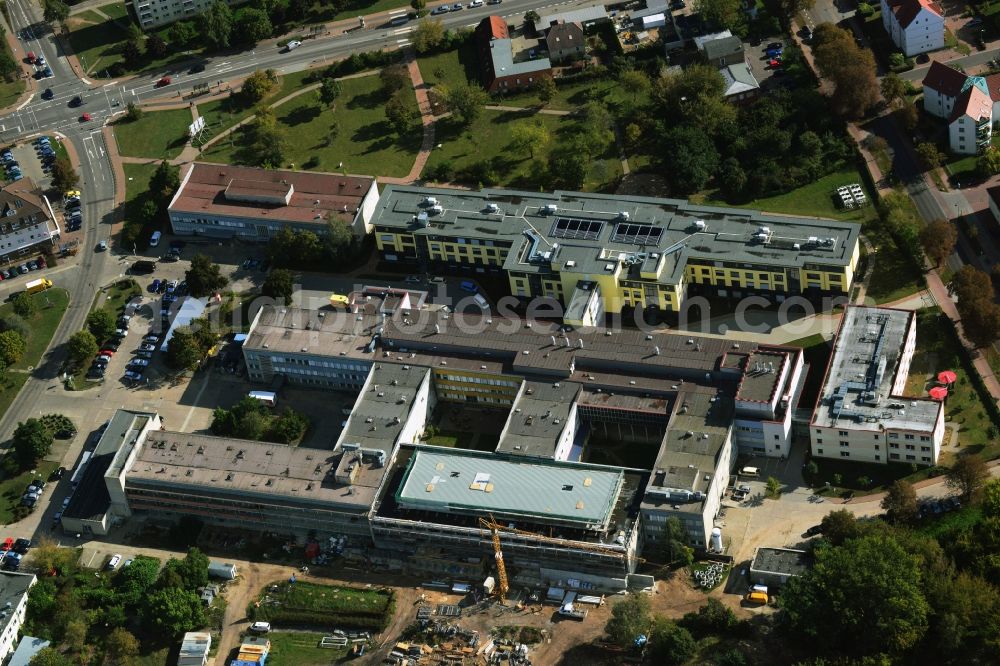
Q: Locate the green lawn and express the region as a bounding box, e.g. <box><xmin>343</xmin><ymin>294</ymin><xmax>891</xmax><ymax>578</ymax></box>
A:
<box><xmin>132</xmin><ymin>648</ymin><xmax>171</xmax><ymax>666</ymax></box>
<box><xmin>99</xmin><ymin>2</ymin><xmax>129</xmax><ymax>20</ymax></box>
<box><xmin>0</xmin><ymin>459</ymin><xmax>58</xmax><ymax>523</ymax></box>
<box><xmin>267</xmin><ymin>632</ymin><xmax>350</xmax><ymax>666</ymax></box>
<box><xmin>863</xmin><ymin>220</ymin><xmax>925</xmax><ymax>304</ymax></box>
<box><xmin>94</xmin><ymin>279</ymin><xmax>141</xmax><ymax>318</ymax></box>
<box><xmin>0</xmin><ymin>288</ymin><xmax>70</xmax><ymax>371</ymax></box>
<box><xmin>203</xmin><ymin>73</ymin><xmax>421</xmax><ymax>178</ymax></box>
<box><xmin>698</xmin><ymin>168</ymin><xmax>878</xmax><ymax>223</ymax></box>
<box><xmin>496</xmin><ymin>77</ymin><xmax>649</xmax><ymax>115</ymax></box>
<box><xmin>272</xmin><ymin>581</ymin><xmax>390</xmax><ymax>614</ymax></box>
<box><xmin>66</xmin><ymin>9</ymin><xmax>132</xmax><ymax>75</ymax></box>
<box><xmin>0</xmin><ymin>375</ymin><xmax>28</xmax><ymax>434</ymax></box>
<box><xmin>196</xmin><ymin>70</ymin><xmax>318</xmax><ymax>145</ymax></box>
<box><xmin>903</xmin><ymin>308</ymin><xmax>998</xmax><ymax>456</ymax></box>
<box><xmin>0</xmin><ymin>79</ymin><xmax>24</xmax><ymax>111</ymax></box>
<box><xmin>416</xmin><ymin>43</ymin><xmax>477</xmax><ymax>89</ymax></box>
<box><xmin>123</xmin><ymin>162</ymin><xmax>159</xmax><ymax>204</ymax></box>
<box><xmin>425</xmin><ymin>109</ymin><xmax>621</xmax><ymax>191</ymax></box>
<box><xmin>113</xmin><ymin>108</ymin><xmax>193</xmax><ymax>159</ymax></box>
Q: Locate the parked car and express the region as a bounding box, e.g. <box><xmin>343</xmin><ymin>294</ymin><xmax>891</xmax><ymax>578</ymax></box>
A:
<box><xmin>49</xmin><ymin>466</ymin><xmax>65</xmax><ymax>481</ymax></box>
<box><xmin>106</xmin><ymin>554</ymin><xmax>122</xmax><ymax>570</ymax></box>
<box><xmin>150</xmin><ymin>279</ymin><xmax>161</xmax><ymax>292</ymax></box>
<box><xmin>140</xmin><ymin>343</ymin><xmax>156</xmax><ymax>352</ymax></box>
<box><xmin>767</xmin><ymin>41</ymin><xmax>783</xmax><ymax>49</ymax></box>
<box><xmin>431</xmin><ymin>4</ymin><xmax>450</xmax><ymax>13</ymax></box>
<box><xmin>129</xmin><ymin>359</ymin><xmax>150</xmax><ymax>368</ymax></box>
<box><xmin>124</xmin><ymin>369</ymin><xmax>143</xmax><ymax>380</ymax></box>
<box><xmin>80</xmin><ymin>112</ymin><xmax>92</xmax><ymax>122</ymax></box>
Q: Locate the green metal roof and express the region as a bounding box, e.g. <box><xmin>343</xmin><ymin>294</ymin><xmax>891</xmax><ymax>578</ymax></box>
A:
<box><xmin>396</xmin><ymin>449</ymin><xmax>623</xmax><ymax>528</ymax></box>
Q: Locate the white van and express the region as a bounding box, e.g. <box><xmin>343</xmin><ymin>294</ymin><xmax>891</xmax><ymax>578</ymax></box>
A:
<box><xmin>250</xmin><ymin>622</ymin><xmax>271</xmax><ymax>633</ymax></box>
<box><xmin>740</xmin><ymin>466</ymin><xmax>759</xmax><ymax>477</ymax></box>
<box><xmin>149</xmin><ymin>230</ymin><xmax>161</xmax><ymax>247</ymax></box>
<box><xmin>285</xmin><ymin>40</ymin><xmax>302</xmax><ymax>51</ymax></box>
<box><xmin>473</xmin><ymin>293</ymin><xmax>490</xmax><ymax>310</ymax></box>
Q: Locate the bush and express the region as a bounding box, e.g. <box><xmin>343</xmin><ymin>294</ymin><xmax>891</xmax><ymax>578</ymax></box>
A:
<box><xmin>40</xmin><ymin>414</ymin><xmax>76</xmax><ymax>439</ymax></box>
<box><xmin>857</xmin><ymin>2</ymin><xmax>875</xmax><ymax>17</ymax></box>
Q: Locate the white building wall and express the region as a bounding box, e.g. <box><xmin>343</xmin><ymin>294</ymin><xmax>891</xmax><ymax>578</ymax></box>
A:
<box><xmin>892</xmin><ymin>315</ymin><xmax>917</xmax><ymax>394</ymax></box>
<box><xmin>900</xmin><ymin>10</ymin><xmax>945</xmax><ymax>56</ymax></box>
<box><xmin>0</xmin><ymin>576</ymin><xmax>34</xmax><ymax>663</ymax></box>
<box><xmin>950</xmin><ymin>115</ymin><xmax>982</xmax><ymax>155</ymax></box>
<box><xmin>398</xmin><ymin>369</ymin><xmax>435</xmax><ymax>445</ymax></box>
<box><xmin>552</xmin><ymin>403</ymin><xmax>580</xmax><ymax>461</ymax></box>
<box><xmin>107</xmin><ymin>414</ymin><xmax>163</xmax><ymax>518</ymax></box>
<box><xmin>923</xmin><ymin>86</ymin><xmax>955</xmax><ymax>118</ymax></box>
<box><xmin>353</xmin><ymin>181</ymin><xmax>381</xmax><ymax>236</ymax></box>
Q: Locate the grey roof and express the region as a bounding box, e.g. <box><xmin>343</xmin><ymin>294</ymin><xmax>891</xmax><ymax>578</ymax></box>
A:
<box><xmin>536</xmin><ymin>4</ymin><xmax>608</xmax><ymax>28</ymax></box>
<box><xmin>812</xmin><ymin>306</ymin><xmax>941</xmax><ymax>432</ymax></box>
<box><xmin>339</xmin><ymin>363</ymin><xmax>430</xmax><ymax>452</ymax></box>
<box><xmin>721</xmin><ymin>63</ymin><xmax>759</xmax><ymax>96</ymax></box>
<box><xmin>179</xmin><ymin>632</ymin><xmax>212</xmax><ymax>659</ymax></box>
<box><xmin>64</xmin><ymin>410</ymin><xmax>156</xmax><ymax>521</ymax></box>
<box><xmin>371</xmin><ymin>186</ymin><xmax>861</xmax><ymax>286</ymax></box>
<box><xmin>750</xmin><ymin>547</ymin><xmax>810</xmax><ymax>577</ymax></box>
<box><xmin>125</xmin><ymin>431</ymin><xmax>385</xmax><ymax>511</ymax></box>
<box><xmin>8</xmin><ymin>637</ymin><xmax>49</xmax><ymax>666</ymax></box>
<box><xmin>487</xmin><ymin>38</ymin><xmax>552</xmax><ymax>78</ymax></box>
<box><xmin>496</xmin><ymin>381</ymin><xmax>580</xmax><ymax>457</ymax></box>
<box><xmin>643</xmin><ymin>389</ymin><xmax>733</xmax><ymax>515</ymax></box>
<box><xmin>396</xmin><ymin>448</ymin><xmax>624</xmax><ymax>528</ymax></box>
<box><xmin>693</xmin><ymin>29</ymin><xmax>733</xmax><ymax>49</ymax></box>
<box><xmin>734</xmin><ymin>351</ymin><xmax>789</xmax><ymax>403</ymax></box>
<box><xmin>702</xmin><ymin>35</ymin><xmax>743</xmax><ymax>60</ymax></box>
<box><xmin>243</xmin><ymin>303</ymin><xmax>381</xmax><ymax>358</ymax></box>
<box><xmin>564</xmin><ymin>281</ymin><xmax>599</xmax><ymax>324</ymax></box>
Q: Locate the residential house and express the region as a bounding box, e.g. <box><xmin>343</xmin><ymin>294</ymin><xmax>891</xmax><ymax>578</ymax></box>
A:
<box><xmin>476</xmin><ymin>16</ymin><xmax>553</xmax><ymax>93</ymax></box>
<box><xmin>700</xmin><ymin>33</ymin><xmax>744</xmax><ymax>67</ymax></box>
<box><xmin>167</xmin><ymin>163</ymin><xmax>379</xmax><ymax>239</ymax></box>
<box><xmin>720</xmin><ymin>63</ymin><xmax>760</xmax><ymax>103</ymax></box>
<box><xmin>0</xmin><ymin>573</ymin><xmax>37</xmax><ymax>664</ymax></box>
<box><xmin>879</xmin><ymin>0</ymin><xmax>944</xmax><ymax>56</ymax></box>
<box><xmin>546</xmin><ymin>22</ymin><xmax>586</xmax><ymax>63</ymax></box>
<box><xmin>922</xmin><ymin>61</ymin><xmax>1000</xmax><ymax>154</ymax></box>
<box><xmin>127</xmin><ymin>0</ymin><xmax>250</xmax><ymax>30</ymax></box>
<box><xmin>0</xmin><ymin>177</ymin><xmax>59</xmax><ymax>266</ymax></box>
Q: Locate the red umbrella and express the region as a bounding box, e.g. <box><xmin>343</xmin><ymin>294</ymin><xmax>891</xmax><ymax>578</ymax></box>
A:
<box><xmin>929</xmin><ymin>387</ymin><xmax>949</xmax><ymax>401</ymax></box>
<box><xmin>937</xmin><ymin>370</ymin><xmax>958</xmax><ymax>384</ymax></box>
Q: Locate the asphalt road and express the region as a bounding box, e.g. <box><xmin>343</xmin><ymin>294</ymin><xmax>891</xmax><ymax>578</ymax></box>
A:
<box><xmin>900</xmin><ymin>46</ymin><xmax>1000</xmax><ymax>82</ymax></box>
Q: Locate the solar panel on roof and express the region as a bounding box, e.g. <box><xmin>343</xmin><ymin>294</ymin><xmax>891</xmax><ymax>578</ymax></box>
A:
<box><xmin>611</xmin><ymin>223</ymin><xmax>664</xmax><ymax>245</ymax></box>
<box><xmin>551</xmin><ymin>218</ymin><xmax>603</xmax><ymax>241</ymax></box>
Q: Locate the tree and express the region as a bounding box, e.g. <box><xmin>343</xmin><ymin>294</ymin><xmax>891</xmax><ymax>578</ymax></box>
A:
<box><xmin>125</xmin><ymin>102</ymin><xmax>143</xmax><ymax>123</ymax></box>
<box><xmin>11</xmin><ymin>292</ymin><xmax>34</xmax><ymax>319</ymax></box>
<box><xmin>920</xmin><ymin>219</ymin><xmax>958</xmax><ymax>267</ymax></box>
<box><xmin>0</xmin><ymin>329</ymin><xmax>25</xmax><ymax>366</ymax></box>
<box><xmin>916</xmin><ymin>141</ymin><xmax>944</xmax><ymax>171</ymax></box>
<box><xmin>535</xmin><ymin>77</ymin><xmax>557</xmax><ymax>104</ymax></box>
<box><xmin>235</xmin><ymin>410</ymin><xmax>268</xmax><ymax>440</ymax></box>
<box><xmin>385</xmin><ymin>91</ymin><xmax>418</xmax><ymax>135</ymax></box>
<box><xmin>411</xmin><ymin>0</ymin><xmax>426</xmax><ymax>11</ymax></box>
<box><xmin>440</xmin><ymin>82</ymin><xmax>488</xmax><ymax>124</ymax></box>
<box><xmin>318</xmin><ymin>77</ymin><xmax>343</xmax><ymax>107</ymax></box>
<box><xmin>67</xmin><ymin>330</ymin><xmax>98</xmax><ymax>367</ymax></box>
<box><xmin>204</xmin><ymin>1</ymin><xmax>234</xmax><ymax>50</ymax></box>
<box><xmin>262</xmin><ymin>269</ymin><xmax>293</xmax><ymax>305</ymax></box>
<box><xmin>881</xmin><ymin>479</ymin><xmax>918</xmax><ymax>524</ymax></box>
<box><xmin>241</xmin><ymin>69</ymin><xmax>278</xmax><ymax>104</ymax></box>
<box><xmin>29</xmin><ymin>648</ymin><xmax>71</xmax><ymax>666</ymax></box>
<box><xmin>659</xmin><ymin>517</ymin><xmax>693</xmax><ymax>568</ymax></box>
<box><xmin>0</xmin><ymin>314</ymin><xmax>29</xmax><ymax>341</ymax></box>
<box><xmin>680</xmin><ymin>598</ymin><xmax>737</xmax><ymax>638</ymax></box>
<box><xmin>525</xmin><ymin>9</ymin><xmax>540</xmax><ymax>25</ymax></box>
<box><xmin>604</xmin><ymin>594</ymin><xmax>651</xmax><ymax>646</ymax></box>
<box><xmin>122</xmin><ymin>39</ymin><xmax>143</xmax><ymax>64</ymax></box>
<box><xmin>951</xmin><ymin>265</ymin><xmax>993</xmax><ymax>303</ymax></box>
<box><xmin>64</xmin><ymin>617</ymin><xmax>88</xmax><ymax>653</ymax></box>
<box><xmin>185</xmin><ymin>254</ymin><xmax>228</xmax><ymax>297</ymax></box>
<box><xmin>984</xmin><ymin>478</ymin><xmax>1000</xmax><ymax>517</ymax></box>
<box><xmin>87</xmin><ymin>309</ymin><xmax>117</xmax><ymax>342</ymax></box>
<box><xmin>619</xmin><ymin>69</ymin><xmax>651</xmax><ymax>102</ymax></box>
<box><xmin>548</xmin><ymin>141</ymin><xmax>589</xmax><ymax>189</ymax></box>
<box><xmin>145</xmin><ymin>33</ymin><xmax>167</xmax><ymax>59</ymax></box>
<box><xmin>820</xmin><ymin>509</ymin><xmax>860</xmax><ymax>546</ymax></box>
<box><xmin>104</xmin><ymin>628</ymin><xmax>140</xmax><ymax>666</ymax></box>
<box><xmin>51</xmin><ymin>157</ymin><xmax>79</xmax><ymax>193</ymax></box>
<box><xmin>812</xmin><ymin>23</ymin><xmax>880</xmax><ymax>117</ymax></box>
<box><xmin>12</xmin><ymin>418</ymin><xmax>53</xmax><ymax>468</ymax></box>
<box><xmin>661</xmin><ymin>125</ymin><xmax>719</xmax><ymax>192</ymax></box>
<box><xmin>167</xmin><ymin>20</ymin><xmax>198</xmax><ymax>48</ymax></box>
<box><xmin>785</xmin><ymin>535</ymin><xmax>930</xmax><ymax>655</ymax></box>
<box><xmin>42</xmin><ymin>0</ymin><xmax>69</xmax><ymax>23</ymax></box>
<box><xmin>648</xmin><ymin>617</ymin><xmax>696</xmax><ymax>666</ymax></box>
<box><xmin>115</xmin><ymin>556</ymin><xmax>160</xmax><ymax>609</ymax></box>
<box><xmin>165</xmin><ymin>328</ymin><xmax>203</xmax><ymax>370</ymax></box>
<box><xmin>509</xmin><ymin>122</ymin><xmax>551</xmax><ymax>159</ymax></box>
<box><xmin>243</xmin><ymin>107</ymin><xmax>286</xmax><ymax>168</ymax></box>
<box><xmin>948</xmin><ymin>454</ymin><xmax>990</xmax><ymax>502</ymax></box>
<box><xmin>694</xmin><ymin>0</ymin><xmax>743</xmax><ymax>29</ymax></box>
<box><xmin>325</xmin><ymin>217</ymin><xmax>354</xmax><ymax>262</ymax></box>
<box><xmin>380</xmin><ymin>65</ymin><xmax>410</xmax><ymax>97</ymax></box>
<box><xmin>880</xmin><ymin>72</ymin><xmax>907</xmax><ymax>108</ymax></box>
<box><xmin>267</xmin><ymin>408</ymin><xmax>309</xmax><ymax>443</ymax></box>
<box><xmin>413</xmin><ymin>18</ymin><xmax>445</xmax><ymax>53</ymax></box>
<box><xmin>143</xmin><ymin>588</ymin><xmax>205</xmax><ymax>635</ymax></box>
<box><xmin>766</xmin><ymin>476</ymin><xmax>781</xmax><ymax>499</ymax></box>
<box><xmin>149</xmin><ymin>160</ymin><xmax>180</xmax><ymax>210</ymax></box>
<box><xmin>234</xmin><ymin>7</ymin><xmax>272</xmax><ymax>45</ymax></box>
<box><xmin>981</xmin><ymin>145</ymin><xmax>1000</xmax><ymax>176</ymax></box>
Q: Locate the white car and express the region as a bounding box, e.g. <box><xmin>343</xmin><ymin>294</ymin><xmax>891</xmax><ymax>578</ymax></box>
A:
<box><xmin>106</xmin><ymin>554</ymin><xmax>122</xmax><ymax>570</ymax></box>
<box><xmin>149</xmin><ymin>231</ymin><xmax>161</xmax><ymax>247</ymax></box>
<box><xmin>469</xmin><ymin>0</ymin><xmax>483</xmax><ymax>6</ymax></box>
<box><xmin>129</xmin><ymin>359</ymin><xmax>150</xmax><ymax>367</ymax></box>
<box><xmin>286</xmin><ymin>40</ymin><xmax>301</xmax><ymax>51</ymax></box>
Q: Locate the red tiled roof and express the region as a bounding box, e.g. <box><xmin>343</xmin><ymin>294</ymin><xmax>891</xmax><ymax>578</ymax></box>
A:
<box><xmin>889</xmin><ymin>0</ymin><xmax>942</xmax><ymax>29</ymax></box>
<box><xmin>985</xmin><ymin>73</ymin><xmax>1000</xmax><ymax>102</ymax></box>
<box><xmin>948</xmin><ymin>84</ymin><xmax>992</xmax><ymax>123</ymax></box>
<box><xmin>922</xmin><ymin>60</ymin><xmax>968</xmax><ymax>97</ymax></box>
<box><xmin>168</xmin><ymin>163</ymin><xmax>375</xmax><ymax>226</ymax></box>
<box><xmin>478</xmin><ymin>15</ymin><xmax>508</xmax><ymax>40</ymax></box>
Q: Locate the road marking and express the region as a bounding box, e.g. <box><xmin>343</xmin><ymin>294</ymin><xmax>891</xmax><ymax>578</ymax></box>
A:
<box><xmin>81</xmin><ymin>78</ymin><xmax>91</xmax><ymax>85</ymax></box>
<box><xmin>397</xmin><ymin>39</ymin><xmax>411</xmax><ymax>45</ymax></box>
<box><xmin>15</xmin><ymin>97</ymin><xmax>31</xmax><ymax>111</ymax></box>
<box><xmin>393</xmin><ymin>27</ymin><xmax>413</xmax><ymax>34</ymax></box>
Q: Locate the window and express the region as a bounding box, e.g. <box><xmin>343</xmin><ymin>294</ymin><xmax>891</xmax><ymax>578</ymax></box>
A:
<box><xmin>921</xmin><ymin>446</ymin><xmax>931</xmax><ymax>452</ymax></box>
<box><xmin>922</xmin><ymin>456</ymin><xmax>931</xmax><ymax>462</ymax></box>
<box><xmin>840</xmin><ymin>451</ymin><xmax>850</xmax><ymax>457</ymax></box>
<box><xmin>905</xmin><ymin>444</ymin><xmax>915</xmax><ymax>451</ymax></box>
<box><xmin>890</xmin><ymin>453</ymin><xmax>900</xmax><ymax>460</ymax></box>
<box><xmin>816</xmin><ymin>438</ymin><xmax>823</xmax><ymax>444</ymax></box>
<box><xmin>920</xmin><ymin>436</ymin><xmax>930</xmax><ymax>442</ymax></box>
<box><xmin>840</xmin><ymin>441</ymin><xmax>849</xmax><ymax>447</ymax></box>
<box><xmin>875</xmin><ymin>455</ymin><xmax>881</xmax><ymax>461</ymax></box>
<box><xmin>905</xmin><ymin>434</ymin><xmax>915</xmax><ymax>440</ymax></box>
<box><xmin>838</xmin><ymin>430</ymin><xmax>849</xmax><ymax>436</ymax></box>
<box><xmin>905</xmin><ymin>454</ymin><xmax>915</xmax><ymax>461</ymax></box>
<box><xmin>774</xmin><ymin>434</ymin><xmax>779</xmax><ymax>440</ymax></box>
<box><xmin>817</xmin><ymin>448</ymin><xmax>824</xmax><ymax>455</ymax></box>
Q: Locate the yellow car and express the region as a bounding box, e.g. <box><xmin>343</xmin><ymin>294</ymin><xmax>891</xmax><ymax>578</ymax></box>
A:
<box><xmin>64</xmin><ymin>190</ymin><xmax>81</xmax><ymax>200</ymax></box>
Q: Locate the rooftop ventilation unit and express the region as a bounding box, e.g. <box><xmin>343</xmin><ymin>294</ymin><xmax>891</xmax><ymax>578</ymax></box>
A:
<box><xmin>542</xmin><ymin>204</ymin><xmax>558</xmax><ymax>214</ymax></box>
<box><xmin>618</xmin><ymin>211</ymin><xmax>630</xmax><ymax>221</ymax></box>
<box><xmin>423</xmin><ymin>196</ymin><xmax>438</xmax><ymax>206</ymax></box>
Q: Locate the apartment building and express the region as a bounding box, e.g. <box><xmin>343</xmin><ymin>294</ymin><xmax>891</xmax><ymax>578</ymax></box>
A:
<box><xmin>922</xmin><ymin>63</ymin><xmax>1000</xmax><ymax>155</ymax></box>
<box><xmin>129</xmin><ymin>0</ymin><xmax>248</xmax><ymax>30</ymax></box>
<box><xmin>880</xmin><ymin>0</ymin><xmax>944</xmax><ymax>56</ymax></box>
<box><xmin>370</xmin><ymin>186</ymin><xmax>861</xmax><ymax>324</ymax></box>
<box><xmin>0</xmin><ymin>178</ymin><xmax>58</xmax><ymax>266</ymax></box>
<box><xmin>167</xmin><ymin>163</ymin><xmax>379</xmax><ymax>240</ymax></box>
<box><xmin>810</xmin><ymin>306</ymin><xmax>944</xmax><ymax>466</ymax></box>
<box><xmin>0</xmin><ymin>573</ymin><xmax>36</xmax><ymax>664</ymax></box>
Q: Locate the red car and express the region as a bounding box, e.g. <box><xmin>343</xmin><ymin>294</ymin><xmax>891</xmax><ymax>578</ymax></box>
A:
<box><xmin>768</xmin><ymin>58</ymin><xmax>782</xmax><ymax>68</ymax></box>
<box><xmin>80</xmin><ymin>112</ymin><xmax>91</xmax><ymax>122</ymax></box>
<box><xmin>98</xmin><ymin>349</ymin><xmax>115</xmax><ymax>356</ymax></box>
<box><xmin>156</xmin><ymin>76</ymin><xmax>171</xmax><ymax>87</ymax></box>
<box><xmin>25</xmin><ymin>52</ymin><xmax>35</xmax><ymax>64</ymax></box>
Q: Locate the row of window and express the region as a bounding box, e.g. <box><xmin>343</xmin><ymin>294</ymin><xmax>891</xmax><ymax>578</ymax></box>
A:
<box><xmin>825</xmin><ymin>429</ymin><xmax>931</xmax><ymax>442</ymax></box>
<box><xmin>435</xmin><ymin>373</ymin><xmax>520</xmax><ymax>387</ymax></box>
<box><xmin>817</xmin><ymin>449</ymin><xmax>932</xmax><ymax>463</ymax></box>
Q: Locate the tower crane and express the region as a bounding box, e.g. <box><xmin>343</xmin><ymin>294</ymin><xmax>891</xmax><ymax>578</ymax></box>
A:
<box><xmin>479</xmin><ymin>514</ymin><xmax>510</xmax><ymax>603</ymax></box>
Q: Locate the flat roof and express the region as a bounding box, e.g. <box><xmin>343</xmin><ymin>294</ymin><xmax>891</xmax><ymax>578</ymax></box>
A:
<box><xmin>64</xmin><ymin>410</ymin><xmax>155</xmax><ymax>521</ymax></box>
<box><xmin>812</xmin><ymin>306</ymin><xmax>940</xmax><ymax>432</ymax></box>
<box><xmin>536</xmin><ymin>4</ymin><xmax>608</xmax><ymax>27</ymax></box>
<box><xmin>0</xmin><ymin>572</ymin><xmax>34</xmax><ymax>613</ymax></box>
<box><xmin>371</xmin><ymin>186</ymin><xmax>861</xmax><ymax>285</ymax></box>
<box><xmin>735</xmin><ymin>351</ymin><xmax>789</xmax><ymax>403</ymax></box>
<box><xmin>168</xmin><ymin>162</ymin><xmax>374</xmax><ymax>227</ymax></box>
<box><xmin>396</xmin><ymin>448</ymin><xmax>624</xmax><ymax>528</ymax></box>
<box><xmin>125</xmin><ymin>431</ymin><xmax>384</xmax><ymax>511</ymax></box>
<box><xmin>643</xmin><ymin>389</ymin><xmax>733</xmax><ymax>514</ymax></box>
<box><xmin>751</xmin><ymin>547</ymin><xmax>810</xmax><ymax>577</ymax></box>
<box><xmin>340</xmin><ymin>363</ymin><xmax>430</xmax><ymax>451</ymax></box>
<box><xmin>243</xmin><ymin>305</ymin><xmax>381</xmax><ymax>358</ymax></box>
<box><xmin>496</xmin><ymin>380</ymin><xmax>580</xmax><ymax>457</ymax></box>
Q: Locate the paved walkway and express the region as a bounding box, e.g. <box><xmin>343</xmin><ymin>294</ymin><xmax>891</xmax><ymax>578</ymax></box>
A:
<box><xmin>380</xmin><ymin>50</ymin><xmax>436</xmax><ymax>185</ymax></box>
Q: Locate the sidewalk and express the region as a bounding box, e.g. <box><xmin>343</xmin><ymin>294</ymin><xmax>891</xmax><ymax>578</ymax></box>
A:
<box><xmin>380</xmin><ymin>50</ymin><xmax>435</xmax><ymax>185</ymax></box>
